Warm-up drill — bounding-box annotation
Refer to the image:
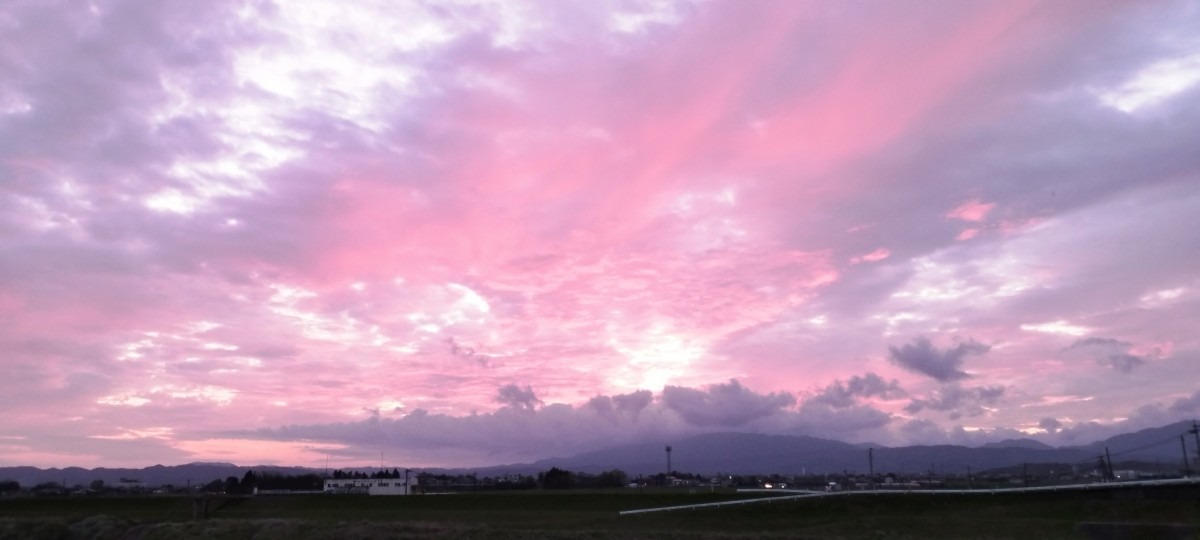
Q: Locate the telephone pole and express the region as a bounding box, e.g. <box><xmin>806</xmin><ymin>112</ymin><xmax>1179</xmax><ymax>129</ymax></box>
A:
<box><xmin>1181</xmin><ymin>436</ymin><xmax>1191</xmax><ymax>478</ymax></box>
<box><xmin>868</xmin><ymin>448</ymin><xmax>874</xmax><ymax>489</ymax></box>
<box><xmin>1190</xmin><ymin>421</ymin><xmax>1200</xmax><ymax>468</ymax></box>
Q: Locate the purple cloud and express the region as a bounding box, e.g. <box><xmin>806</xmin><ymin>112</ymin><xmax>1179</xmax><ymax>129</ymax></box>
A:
<box><xmin>496</xmin><ymin>384</ymin><xmax>542</xmax><ymax>411</ymax></box>
<box><xmin>661</xmin><ymin>380</ymin><xmax>796</xmax><ymax>427</ymax></box>
<box><xmin>1064</xmin><ymin>337</ymin><xmax>1149</xmax><ymax>373</ymax></box>
<box><xmin>905</xmin><ymin>384</ymin><xmax>1006</xmax><ymax>419</ymax></box>
<box><xmin>888</xmin><ymin>337</ymin><xmax>989</xmax><ymax>381</ymax></box>
<box><xmin>809</xmin><ymin>373</ymin><xmax>906</xmax><ymax>408</ymax></box>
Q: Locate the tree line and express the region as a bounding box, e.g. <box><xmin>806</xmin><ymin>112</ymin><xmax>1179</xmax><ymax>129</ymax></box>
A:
<box><xmin>0</xmin><ymin>467</ymin><xmax>640</xmax><ymax>496</ymax></box>
<box><xmin>330</xmin><ymin>468</ymin><xmax>407</xmax><ymax>479</ymax></box>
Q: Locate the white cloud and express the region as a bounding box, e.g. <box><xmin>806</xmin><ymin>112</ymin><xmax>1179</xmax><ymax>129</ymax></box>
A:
<box><xmin>1021</xmin><ymin>320</ymin><xmax>1090</xmax><ymax>336</ymax></box>
<box><xmin>1097</xmin><ymin>52</ymin><xmax>1200</xmax><ymax>113</ymax></box>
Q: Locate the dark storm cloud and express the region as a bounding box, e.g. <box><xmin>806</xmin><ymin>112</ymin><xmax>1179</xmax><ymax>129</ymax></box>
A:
<box><xmin>888</xmin><ymin>337</ymin><xmax>988</xmax><ymax>381</ymax></box>
<box><xmin>660</xmin><ymin>379</ymin><xmax>795</xmax><ymax>427</ymax></box>
<box><xmin>1064</xmin><ymin>337</ymin><xmax>1148</xmax><ymax>373</ymax></box>
<box><xmin>809</xmin><ymin>373</ymin><xmax>906</xmax><ymax>408</ymax></box>
<box><xmin>495</xmin><ymin>384</ymin><xmax>542</xmax><ymax>411</ymax></box>
<box><xmin>1039</xmin><ymin>417</ymin><xmax>1062</xmax><ymax>434</ymax></box>
<box><xmin>904</xmin><ymin>384</ymin><xmax>1005</xmax><ymax>419</ymax></box>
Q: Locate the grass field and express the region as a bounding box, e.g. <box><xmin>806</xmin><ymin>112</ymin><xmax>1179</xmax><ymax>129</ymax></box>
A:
<box><xmin>1</xmin><ymin>488</ymin><xmax>1198</xmax><ymax>539</ymax></box>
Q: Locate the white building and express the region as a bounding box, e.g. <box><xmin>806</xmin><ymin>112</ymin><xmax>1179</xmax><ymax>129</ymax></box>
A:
<box><xmin>323</xmin><ymin>477</ymin><xmax>418</xmax><ymax>495</ymax></box>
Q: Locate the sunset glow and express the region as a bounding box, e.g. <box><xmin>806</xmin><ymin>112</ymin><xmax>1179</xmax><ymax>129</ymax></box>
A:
<box><xmin>1</xmin><ymin>0</ymin><xmax>1198</xmax><ymax>469</ymax></box>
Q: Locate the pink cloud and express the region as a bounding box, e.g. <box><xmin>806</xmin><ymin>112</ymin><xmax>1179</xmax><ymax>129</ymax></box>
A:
<box><xmin>850</xmin><ymin>248</ymin><xmax>891</xmax><ymax>264</ymax></box>
<box><xmin>1</xmin><ymin>1</ymin><xmax>1198</xmax><ymax>468</ymax></box>
<box><xmin>947</xmin><ymin>200</ymin><xmax>996</xmax><ymax>222</ymax></box>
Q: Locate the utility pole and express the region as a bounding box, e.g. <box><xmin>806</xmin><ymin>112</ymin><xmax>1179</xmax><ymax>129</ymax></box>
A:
<box><xmin>1104</xmin><ymin>447</ymin><xmax>1115</xmax><ymax>482</ymax></box>
<box><xmin>1190</xmin><ymin>421</ymin><xmax>1200</xmax><ymax>468</ymax></box>
<box><xmin>1023</xmin><ymin>463</ymin><xmax>1028</xmax><ymax>487</ymax></box>
<box><xmin>665</xmin><ymin>446</ymin><xmax>672</xmax><ymax>478</ymax></box>
<box><xmin>868</xmin><ymin>448</ymin><xmax>874</xmax><ymax>490</ymax></box>
<box><xmin>1182</xmin><ymin>436</ymin><xmax>1191</xmax><ymax>478</ymax></box>
<box><xmin>966</xmin><ymin>466</ymin><xmax>972</xmax><ymax>490</ymax></box>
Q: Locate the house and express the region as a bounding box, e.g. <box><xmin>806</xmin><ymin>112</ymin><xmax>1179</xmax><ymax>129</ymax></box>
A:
<box><xmin>323</xmin><ymin>477</ymin><xmax>418</xmax><ymax>495</ymax></box>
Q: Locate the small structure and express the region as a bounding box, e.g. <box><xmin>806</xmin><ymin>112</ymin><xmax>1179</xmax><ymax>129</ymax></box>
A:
<box><xmin>323</xmin><ymin>477</ymin><xmax>418</xmax><ymax>495</ymax></box>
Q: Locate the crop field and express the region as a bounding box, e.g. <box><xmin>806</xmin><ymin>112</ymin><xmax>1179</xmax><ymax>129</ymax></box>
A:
<box><xmin>1</xmin><ymin>488</ymin><xmax>1198</xmax><ymax>539</ymax></box>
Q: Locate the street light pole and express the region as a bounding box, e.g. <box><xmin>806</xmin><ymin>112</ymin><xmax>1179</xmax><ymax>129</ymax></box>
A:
<box><xmin>665</xmin><ymin>446</ymin><xmax>672</xmax><ymax>478</ymax></box>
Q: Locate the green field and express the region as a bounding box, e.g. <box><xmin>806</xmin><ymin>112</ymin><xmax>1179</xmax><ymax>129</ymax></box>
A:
<box><xmin>2</xmin><ymin>489</ymin><xmax>1198</xmax><ymax>539</ymax></box>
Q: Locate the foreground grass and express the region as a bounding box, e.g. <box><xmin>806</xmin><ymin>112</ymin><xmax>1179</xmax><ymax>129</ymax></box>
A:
<box><xmin>1</xmin><ymin>488</ymin><xmax>1198</xmax><ymax>539</ymax></box>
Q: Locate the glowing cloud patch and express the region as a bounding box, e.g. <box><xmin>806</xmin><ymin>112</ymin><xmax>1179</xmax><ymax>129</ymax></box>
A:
<box><xmin>100</xmin><ymin>385</ymin><xmax>238</xmax><ymax>407</ymax></box>
<box><xmin>1097</xmin><ymin>52</ymin><xmax>1200</xmax><ymax>113</ymax></box>
<box><xmin>172</xmin><ymin>438</ymin><xmax>348</xmax><ymax>467</ymax></box>
<box><xmin>947</xmin><ymin>200</ymin><xmax>995</xmax><ymax>222</ymax></box>
<box><xmin>1023</xmin><ymin>395</ymin><xmax>1095</xmax><ymax>407</ymax></box>
<box><xmin>1020</xmin><ymin>320</ymin><xmax>1090</xmax><ymax>336</ymax></box>
<box><xmin>155</xmin><ymin>385</ymin><xmax>238</xmax><ymax>405</ymax></box>
<box><xmin>446</xmin><ymin>283</ymin><xmax>491</xmax><ymax>315</ymax></box>
<box><xmin>608</xmin><ymin>323</ymin><xmax>707</xmax><ymax>391</ymax></box>
<box><xmin>91</xmin><ymin>427</ymin><xmax>174</xmax><ymax>440</ymax></box>
<box><xmin>955</xmin><ymin>228</ymin><xmax>979</xmax><ymax>241</ymax></box>
<box><xmin>97</xmin><ymin>395</ymin><xmax>151</xmax><ymax>407</ymax></box>
<box><xmin>850</xmin><ymin>248</ymin><xmax>891</xmax><ymax>264</ymax></box>
<box><xmin>201</xmin><ymin>342</ymin><xmax>239</xmax><ymax>351</ymax></box>
<box><xmin>144</xmin><ymin>190</ymin><xmax>199</xmax><ymax>214</ymax></box>
<box><xmin>1139</xmin><ymin>287</ymin><xmax>1186</xmax><ymax>307</ymax></box>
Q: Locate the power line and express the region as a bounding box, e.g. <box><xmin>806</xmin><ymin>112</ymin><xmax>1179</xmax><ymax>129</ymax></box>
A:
<box><xmin>1104</xmin><ymin>433</ymin><xmax>1183</xmax><ymax>460</ymax></box>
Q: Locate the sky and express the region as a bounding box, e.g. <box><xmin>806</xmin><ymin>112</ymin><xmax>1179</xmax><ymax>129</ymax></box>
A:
<box><xmin>2</xmin><ymin>0</ymin><xmax>1199</xmax><ymax>470</ymax></box>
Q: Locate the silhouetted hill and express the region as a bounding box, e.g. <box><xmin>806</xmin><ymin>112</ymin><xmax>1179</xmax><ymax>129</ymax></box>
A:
<box><xmin>477</xmin><ymin>433</ymin><xmax>1093</xmax><ymax>476</ymax></box>
<box><xmin>1070</xmin><ymin>420</ymin><xmax>1196</xmax><ymax>461</ymax></box>
<box><xmin>0</xmin><ymin>463</ymin><xmax>317</xmax><ymax>489</ymax></box>
<box><xmin>981</xmin><ymin>439</ymin><xmax>1054</xmax><ymax>450</ymax></box>
<box><xmin>523</xmin><ymin>432</ymin><xmax>867</xmax><ymax>475</ymax></box>
<box><xmin>481</xmin><ymin>422</ymin><xmax>1198</xmax><ymax>476</ymax></box>
<box><xmin>3</xmin><ymin>420</ymin><xmax>1196</xmax><ymax>485</ymax></box>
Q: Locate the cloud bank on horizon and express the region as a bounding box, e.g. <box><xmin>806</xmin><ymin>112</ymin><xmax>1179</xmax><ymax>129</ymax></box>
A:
<box><xmin>2</xmin><ymin>0</ymin><xmax>1199</xmax><ymax>469</ymax></box>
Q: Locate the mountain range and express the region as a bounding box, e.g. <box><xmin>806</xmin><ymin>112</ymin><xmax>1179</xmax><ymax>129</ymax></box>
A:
<box><xmin>3</xmin><ymin>420</ymin><xmax>1196</xmax><ymax>486</ymax></box>
<box><xmin>499</xmin><ymin>420</ymin><xmax>1197</xmax><ymax>476</ymax></box>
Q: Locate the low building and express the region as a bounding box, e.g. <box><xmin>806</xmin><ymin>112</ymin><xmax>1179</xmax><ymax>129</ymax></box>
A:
<box><xmin>1113</xmin><ymin>470</ymin><xmax>1141</xmax><ymax>481</ymax></box>
<box><xmin>323</xmin><ymin>477</ymin><xmax>418</xmax><ymax>495</ymax></box>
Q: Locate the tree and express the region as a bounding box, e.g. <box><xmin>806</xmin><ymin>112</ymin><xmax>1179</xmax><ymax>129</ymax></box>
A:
<box><xmin>241</xmin><ymin>471</ymin><xmax>257</xmax><ymax>493</ymax></box>
<box><xmin>224</xmin><ymin>476</ymin><xmax>240</xmax><ymax>494</ymax></box>
<box><xmin>32</xmin><ymin>482</ymin><xmax>63</xmax><ymax>494</ymax></box>
<box><xmin>0</xmin><ymin>480</ymin><xmax>19</xmax><ymax>494</ymax></box>
<box><xmin>540</xmin><ymin>467</ymin><xmax>574</xmax><ymax>490</ymax></box>
<box><xmin>596</xmin><ymin>469</ymin><xmax>628</xmax><ymax>488</ymax></box>
<box><xmin>89</xmin><ymin>479</ymin><xmax>105</xmax><ymax>492</ymax></box>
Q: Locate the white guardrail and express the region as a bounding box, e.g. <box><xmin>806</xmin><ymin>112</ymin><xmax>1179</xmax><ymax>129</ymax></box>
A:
<box><xmin>617</xmin><ymin>477</ymin><xmax>1200</xmax><ymax>516</ymax></box>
